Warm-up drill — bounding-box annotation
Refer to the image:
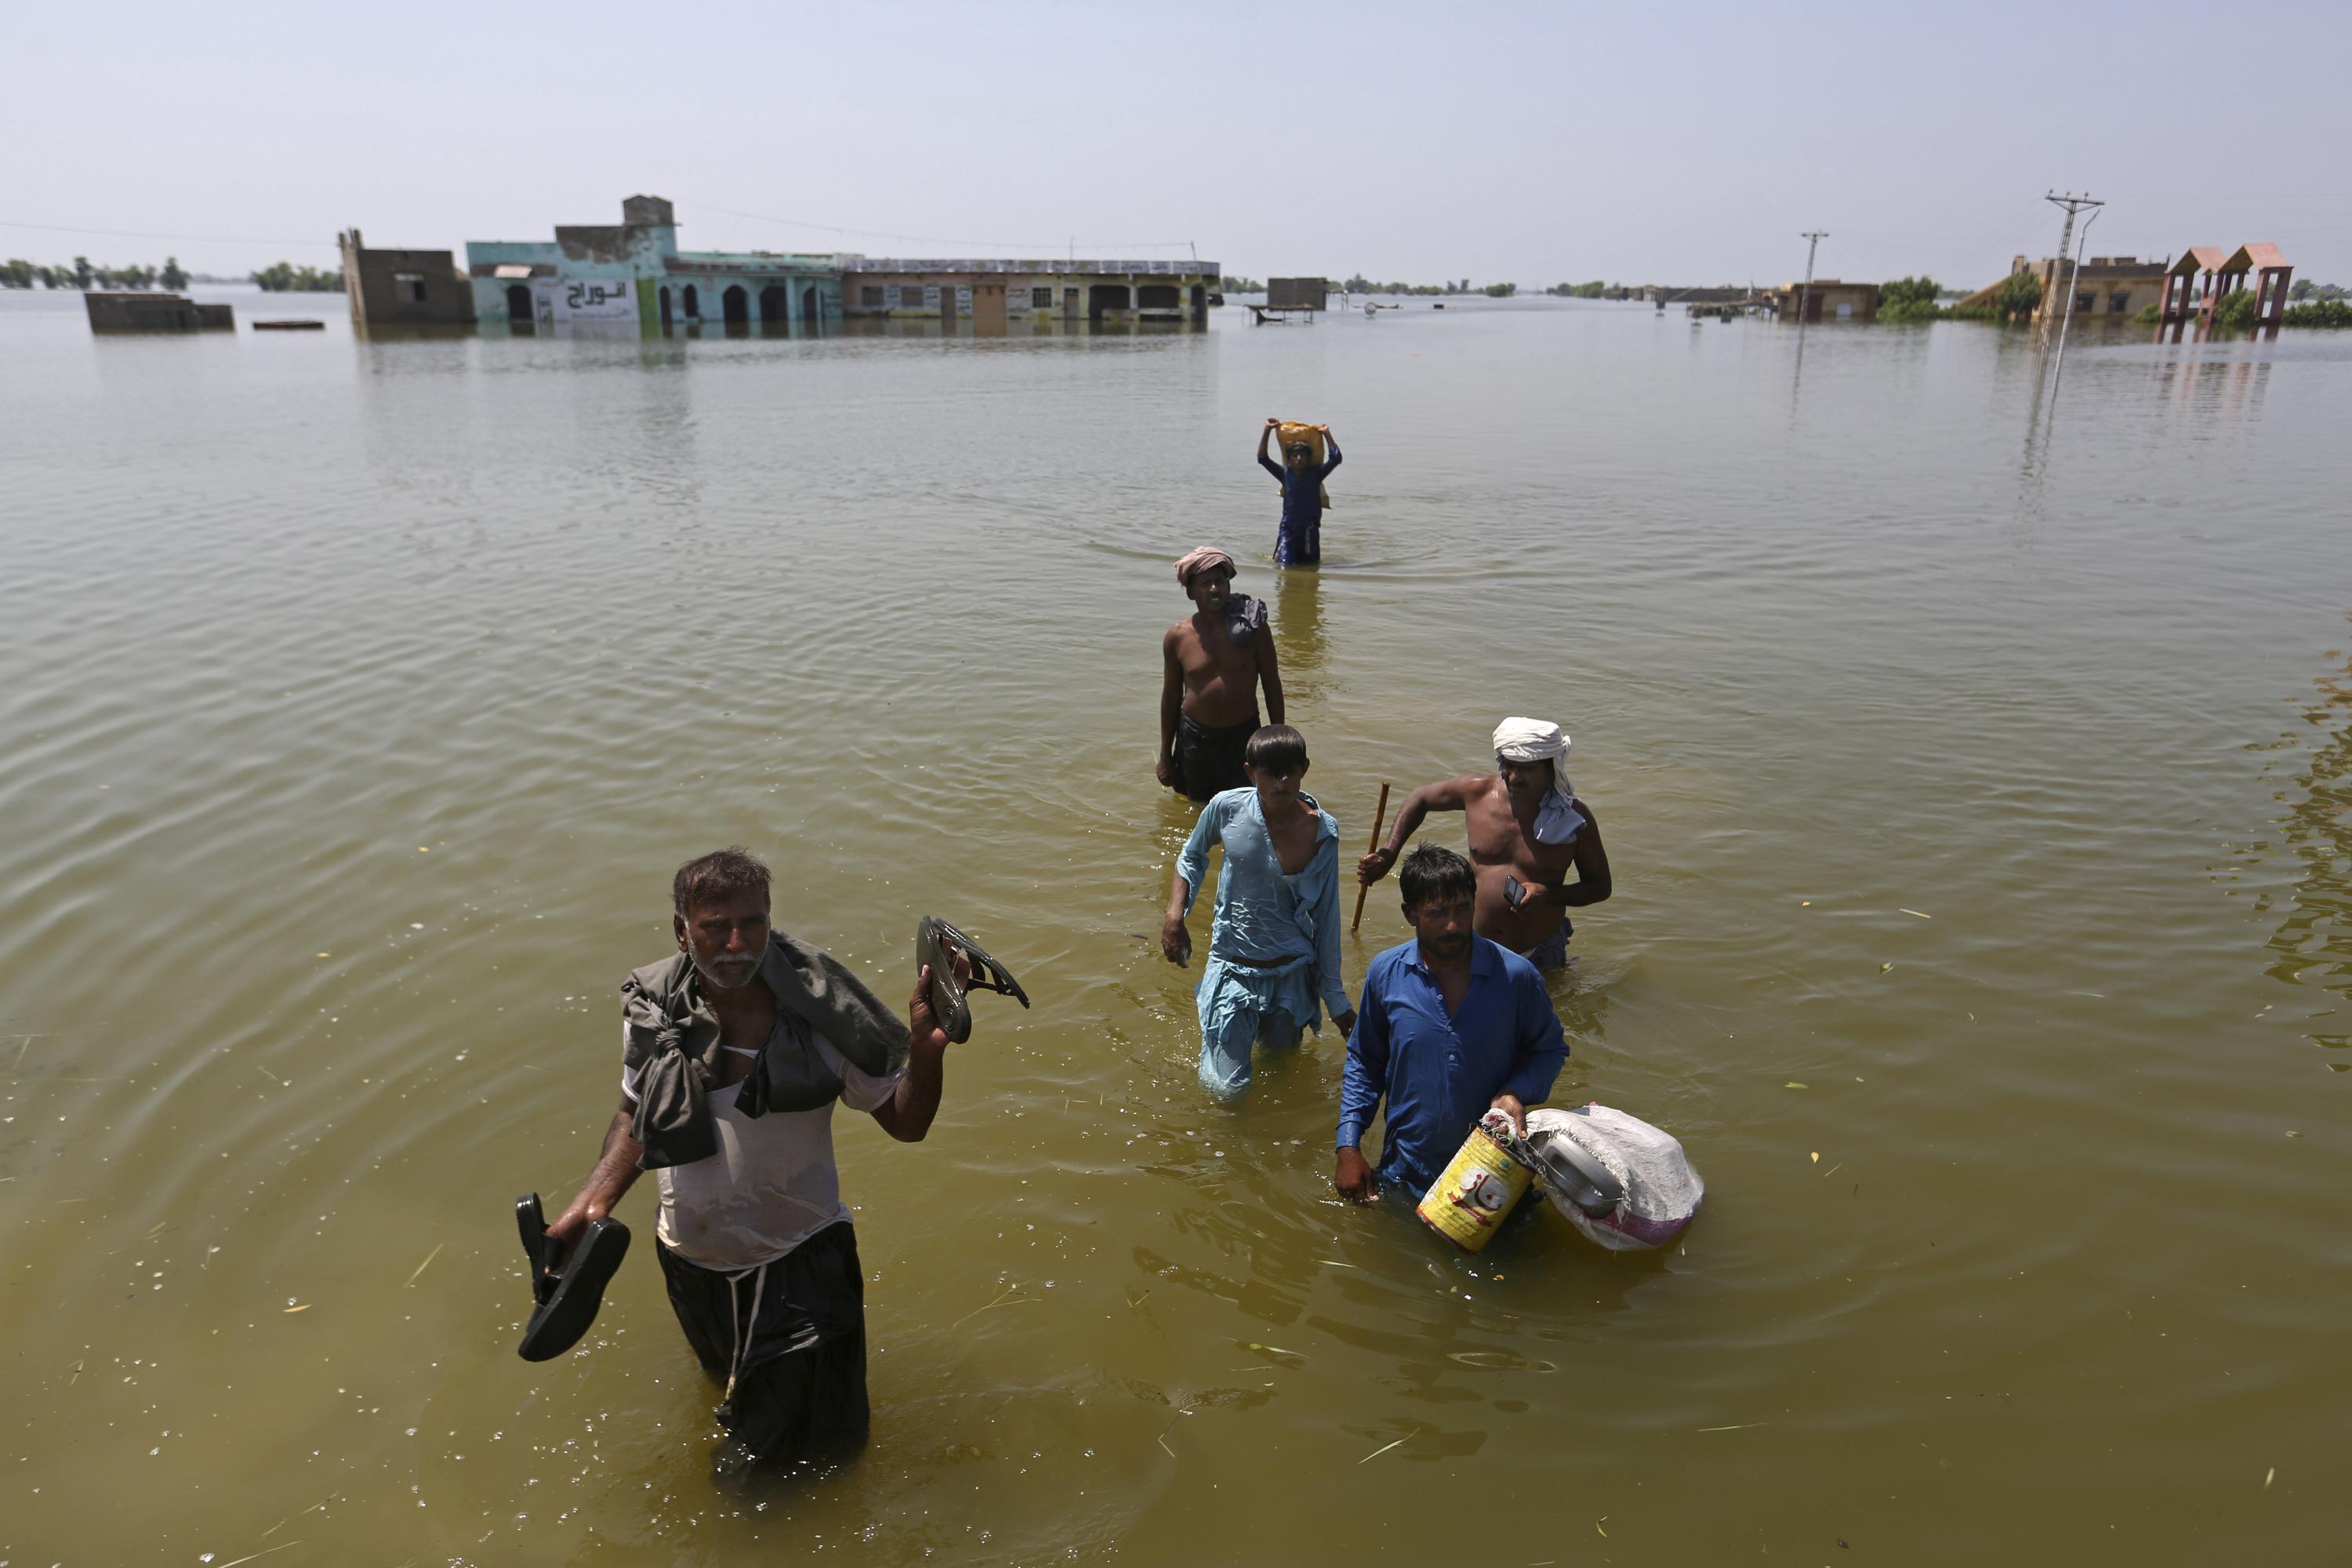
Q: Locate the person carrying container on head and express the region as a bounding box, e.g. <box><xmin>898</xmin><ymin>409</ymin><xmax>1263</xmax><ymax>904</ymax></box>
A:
<box><xmin>1256</xmin><ymin>417</ymin><xmax>1342</xmax><ymax>567</ymax></box>
<box><xmin>1335</xmin><ymin>844</ymin><xmax>1568</xmax><ymax>1203</ymax></box>
<box><xmin>1161</xmin><ymin>724</ymin><xmax>1356</xmax><ymax>1097</ymax></box>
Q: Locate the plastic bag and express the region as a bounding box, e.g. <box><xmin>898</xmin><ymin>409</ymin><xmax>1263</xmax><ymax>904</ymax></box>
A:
<box><xmin>1526</xmin><ymin>1104</ymin><xmax>1703</xmax><ymax>1251</ymax></box>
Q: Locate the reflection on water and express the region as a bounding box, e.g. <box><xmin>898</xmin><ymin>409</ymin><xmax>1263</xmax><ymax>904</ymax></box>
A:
<box><xmin>2243</xmin><ymin>620</ymin><xmax>2352</xmax><ymax>1062</ymax></box>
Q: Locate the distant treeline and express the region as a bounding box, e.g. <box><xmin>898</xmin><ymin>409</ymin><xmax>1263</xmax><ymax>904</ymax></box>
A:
<box><xmin>0</xmin><ymin>256</ymin><xmax>345</xmax><ymax>292</ymax></box>
<box><xmin>2</xmin><ymin>256</ymin><xmax>191</xmax><ymax>291</ymax></box>
<box><xmin>1544</xmin><ymin>281</ymin><xmax>1625</xmax><ymax>299</ymax></box>
<box><xmin>1342</xmin><ymin>275</ymin><xmax>1515</xmax><ymax>297</ymax></box>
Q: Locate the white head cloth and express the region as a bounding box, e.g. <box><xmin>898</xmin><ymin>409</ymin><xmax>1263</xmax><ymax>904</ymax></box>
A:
<box><xmin>1492</xmin><ymin>717</ymin><xmax>1581</xmax><ymax>845</ymax></box>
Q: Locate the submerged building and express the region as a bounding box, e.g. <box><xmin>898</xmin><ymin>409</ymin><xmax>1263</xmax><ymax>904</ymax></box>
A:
<box><xmin>339</xmin><ymin>230</ymin><xmax>476</xmax><ymax>328</ymax></box>
<box><xmin>466</xmin><ymin>195</ymin><xmax>838</xmax><ymax>332</ymax></box>
<box><xmin>837</xmin><ymin>258</ymin><xmax>1218</xmax><ymax>325</ymax></box>
<box><xmin>463</xmin><ymin>194</ymin><xmax>1217</xmax><ymax>332</ymax></box>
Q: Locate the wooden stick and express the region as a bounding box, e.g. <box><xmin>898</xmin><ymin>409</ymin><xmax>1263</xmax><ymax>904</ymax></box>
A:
<box><xmin>1351</xmin><ymin>781</ymin><xmax>1392</xmax><ymax>934</ymax></box>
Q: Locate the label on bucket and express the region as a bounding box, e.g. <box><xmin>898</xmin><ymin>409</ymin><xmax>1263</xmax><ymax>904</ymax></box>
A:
<box><xmin>1417</xmin><ymin>1126</ymin><xmax>1533</xmax><ymax>1251</ymax></box>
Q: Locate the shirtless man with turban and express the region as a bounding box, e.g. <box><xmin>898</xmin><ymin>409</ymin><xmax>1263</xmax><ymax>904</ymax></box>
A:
<box><xmin>1159</xmin><ymin>546</ymin><xmax>1285</xmax><ymax>803</ymax></box>
<box><xmin>1356</xmin><ymin>718</ymin><xmax>1611</xmax><ymax>969</ymax></box>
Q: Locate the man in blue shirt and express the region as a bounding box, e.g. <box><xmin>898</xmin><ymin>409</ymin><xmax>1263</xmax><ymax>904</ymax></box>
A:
<box><xmin>1163</xmin><ymin>724</ymin><xmax>1356</xmax><ymax>1096</ymax></box>
<box><xmin>1255</xmin><ymin>418</ymin><xmax>1342</xmax><ymax>567</ymax></box>
<box><xmin>1335</xmin><ymin>845</ymin><xmax>1569</xmax><ymax>1201</ymax></box>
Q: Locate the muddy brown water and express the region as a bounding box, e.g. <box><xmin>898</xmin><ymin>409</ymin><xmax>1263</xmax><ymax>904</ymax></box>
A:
<box><xmin>3</xmin><ymin>290</ymin><xmax>2349</xmax><ymax>1563</ymax></box>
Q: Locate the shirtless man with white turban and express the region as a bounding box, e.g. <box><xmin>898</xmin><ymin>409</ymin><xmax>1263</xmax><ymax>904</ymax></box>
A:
<box><xmin>1356</xmin><ymin>719</ymin><xmax>1611</xmax><ymax>969</ymax></box>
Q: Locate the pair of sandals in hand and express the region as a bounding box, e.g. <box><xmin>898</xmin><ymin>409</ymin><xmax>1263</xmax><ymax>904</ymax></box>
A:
<box><xmin>516</xmin><ymin>915</ymin><xmax>1027</xmax><ymax>1362</ymax></box>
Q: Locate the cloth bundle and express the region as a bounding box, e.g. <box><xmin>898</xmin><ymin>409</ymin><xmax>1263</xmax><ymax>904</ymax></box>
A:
<box><xmin>1525</xmin><ymin>1104</ymin><xmax>1704</xmax><ymax>1251</ymax></box>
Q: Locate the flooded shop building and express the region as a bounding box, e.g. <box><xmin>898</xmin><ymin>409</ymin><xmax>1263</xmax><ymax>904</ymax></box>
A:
<box><xmin>466</xmin><ymin>195</ymin><xmax>840</xmax><ymax>332</ymax></box>
<box><xmin>837</xmin><ymin>259</ymin><xmax>1220</xmax><ymax>325</ymax></box>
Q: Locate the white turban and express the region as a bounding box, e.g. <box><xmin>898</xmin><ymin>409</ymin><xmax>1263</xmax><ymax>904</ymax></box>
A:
<box><xmin>1492</xmin><ymin>717</ymin><xmax>1581</xmax><ymax>845</ymax></box>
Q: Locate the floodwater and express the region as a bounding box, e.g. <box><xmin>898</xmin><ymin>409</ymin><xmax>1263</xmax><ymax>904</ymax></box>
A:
<box><xmin>4</xmin><ymin>286</ymin><xmax>2350</xmax><ymax>1565</ymax></box>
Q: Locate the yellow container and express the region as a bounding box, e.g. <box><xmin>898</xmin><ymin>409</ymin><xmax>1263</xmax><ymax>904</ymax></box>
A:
<box><xmin>1417</xmin><ymin>1125</ymin><xmax>1534</xmax><ymax>1250</ymax></box>
<box><xmin>1273</xmin><ymin>420</ymin><xmax>1334</xmax><ymax>510</ymax></box>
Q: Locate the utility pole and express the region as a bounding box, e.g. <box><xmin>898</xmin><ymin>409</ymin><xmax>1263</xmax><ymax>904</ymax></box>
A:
<box><xmin>1796</xmin><ymin>231</ymin><xmax>1828</xmax><ymax>324</ymax></box>
<box><xmin>2049</xmin><ymin>205</ymin><xmax>2100</xmax><ymax>387</ymax></box>
<box><xmin>2038</xmin><ymin>191</ymin><xmax>2103</xmax><ymax>346</ymax></box>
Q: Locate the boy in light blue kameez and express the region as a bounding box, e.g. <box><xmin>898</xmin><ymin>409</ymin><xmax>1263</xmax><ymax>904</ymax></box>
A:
<box><xmin>1161</xmin><ymin>725</ymin><xmax>1357</xmax><ymax>1096</ymax></box>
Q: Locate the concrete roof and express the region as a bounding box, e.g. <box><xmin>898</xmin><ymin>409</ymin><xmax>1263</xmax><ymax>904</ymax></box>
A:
<box><xmin>2169</xmin><ymin>246</ymin><xmax>2232</xmax><ymax>275</ymax></box>
<box><xmin>2224</xmin><ymin>242</ymin><xmax>2288</xmax><ymax>271</ymax></box>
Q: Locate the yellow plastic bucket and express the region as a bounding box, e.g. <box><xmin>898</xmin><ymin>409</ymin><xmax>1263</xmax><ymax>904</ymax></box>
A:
<box><xmin>1417</xmin><ymin>1124</ymin><xmax>1534</xmax><ymax>1250</ymax></box>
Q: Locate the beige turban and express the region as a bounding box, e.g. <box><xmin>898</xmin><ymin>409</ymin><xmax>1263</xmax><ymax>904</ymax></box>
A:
<box><xmin>1492</xmin><ymin>717</ymin><xmax>1581</xmax><ymax>845</ymax></box>
<box><xmin>1174</xmin><ymin>546</ymin><xmax>1236</xmax><ymax>587</ymax></box>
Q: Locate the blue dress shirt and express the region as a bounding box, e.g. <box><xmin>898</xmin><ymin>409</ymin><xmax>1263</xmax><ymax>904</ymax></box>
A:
<box><xmin>1337</xmin><ymin>936</ymin><xmax>1569</xmax><ymax>1192</ymax></box>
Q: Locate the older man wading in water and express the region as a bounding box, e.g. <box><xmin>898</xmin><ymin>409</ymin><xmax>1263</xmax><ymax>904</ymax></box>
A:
<box><xmin>1160</xmin><ymin>546</ymin><xmax>1284</xmax><ymax>802</ymax></box>
<box><xmin>542</xmin><ymin>848</ymin><xmax>970</xmax><ymax>1475</ymax></box>
<box><xmin>1358</xmin><ymin>718</ymin><xmax>1612</xmax><ymax>970</ymax></box>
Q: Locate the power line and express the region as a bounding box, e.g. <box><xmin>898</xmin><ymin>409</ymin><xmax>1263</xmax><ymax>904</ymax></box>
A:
<box><xmin>0</xmin><ymin>218</ymin><xmax>336</xmax><ymax>249</ymax></box>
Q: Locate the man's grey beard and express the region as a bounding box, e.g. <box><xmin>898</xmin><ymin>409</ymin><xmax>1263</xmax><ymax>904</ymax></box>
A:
<box><xmin>693</xmin><ymin>949</ymin><xmax>762</xmax><ymax>991</ymax></box>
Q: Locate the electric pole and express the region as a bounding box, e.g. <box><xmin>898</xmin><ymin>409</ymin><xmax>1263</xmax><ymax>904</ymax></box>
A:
<box><xmin>1796</xmin><ymin>231</ymin><xmax>1828</xmax><ymax>324</ymax></box>
<box><xmin>2038</xmin><ymin>192</ymin><xmax>2103</xmax><ymax>346</ymax></box>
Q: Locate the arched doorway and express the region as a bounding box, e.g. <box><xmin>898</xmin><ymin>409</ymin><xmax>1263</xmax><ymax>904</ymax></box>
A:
<box><xmin>659</xmin><ymin>286</ymin><xmax>673</xmax><ymax>331</ymax></box>
<box><xmin>1137</xmin><ymin>283</ymin><xmax>1180</xmax><ymax>312</ymax></box>
<box><xmin>722</xmin><ymin>285</ymin><xmax>750</xmax><ymax>326</ymax></box>
<box><xmin>1190</xmin><ymin>283</ymin><xmax>1206</xmax><ymax>321</ymax></box>
<box><xmin>801</xmin><ymin>286</ymin><xmax>818</xmax><ymax>329</ymax></box>
<box><xmin>760</xmin><ymin>284</ymin><xmax>788</xmax><ymax>329</ymax></box>
<box><xmin>1087</xmin><ymin>282</ymin><xmax>1131</xmax><ymax>320</ymax></box>
<box><xmin>682</xmin><ymin>284</ymin><xmax>700</xmax><ymax>319</ymax></box>
<box><xmin>504</xmin><ymin>282</ymin><xmax>532</xmax><ymax>322</ymax></box>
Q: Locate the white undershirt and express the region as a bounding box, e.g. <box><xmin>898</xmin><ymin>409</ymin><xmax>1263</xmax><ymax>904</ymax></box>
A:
<box><xmin>621</xmin><ymin>1023</ymin><xmax>901</xmax><ymax>1271</ymax></box>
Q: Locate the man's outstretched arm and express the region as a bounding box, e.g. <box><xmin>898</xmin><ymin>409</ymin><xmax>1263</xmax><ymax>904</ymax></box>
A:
<box><xmin>545</xmin><ymin>1102</ymin><xmax>644</xmax><ymax>1260</ymax></box>
<box><xmin>1358</xmin><ymin>775</ymin><xmax>1480</xmax><ymax>884</ymax></box>
<box><xmin>871</xmin><ymin>955</ymin><xmax>968</xmax><ymax>1144</ymax></box>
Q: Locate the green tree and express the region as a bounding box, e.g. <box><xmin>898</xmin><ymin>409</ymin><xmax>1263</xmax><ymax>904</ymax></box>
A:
<box><xmin>161</xmin><ymin>256</ymin><xmax>187</xmax><ymax>291</ymax></box>
<box><xmin>72</xmin><ymin>256</ymin><xmax>94</xmax><ymax>290</ymax></box>
<box><xmin>1879</xmin><ymin>274</ymin><xmax>1943</xmax><ymax>322</ymax></box>
<box><xmin>2212</xmin><ymin>287</ymin><xmax>2259</xmax><ymax>331</ymax></box>
<box><xmin>2283</xmin><ymin>299</ymin><xmax>2352</xmax><ymax>328</ymax></box>
<box><xmin>1993</xmin><ymin>270</ymin><xmax>2042</xmax><ymax>321</ymax></box>
<box><xmin>1482</xmin><ymin>281</ymin><xmax>1516</xmax><ymax>297</ymax></box>
<box><xmin>0</xmin><ymin>259</ymin><xmax>33</xmax><ymax>289</ymax></box>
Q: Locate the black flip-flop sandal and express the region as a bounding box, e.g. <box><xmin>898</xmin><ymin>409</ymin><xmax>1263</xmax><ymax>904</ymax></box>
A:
<box><xmin>916</xmin><ymin>916</ymin><xmax>1031</xmax><ymax>1044</ymax></box>
<box><xmin>514</xmin><ymin>1192</ymin><xmax>631</xmax><ymax>1363</ymax></box>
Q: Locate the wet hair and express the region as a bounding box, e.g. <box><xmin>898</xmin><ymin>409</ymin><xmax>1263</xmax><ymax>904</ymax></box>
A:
<box><xmin>1398</xmin><ymin>844</ymin><xmax>1475</xmax><ymax>913</ymax></box>
<box><xmin>1243</xmin><ymin>724</ymin><xmax>1309</xmax><ymax>777</ymax></box>
<box><xmin>672</xmin><ymin>846</ymin><xmax>771</xmax><ymax>919</ymax></box>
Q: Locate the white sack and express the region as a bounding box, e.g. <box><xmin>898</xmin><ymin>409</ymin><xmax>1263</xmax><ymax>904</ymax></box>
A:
<box><xmin>1526</xmin><ymin>1103</ymin><xmax>1704</xmax><ymax>1251</ymax></box>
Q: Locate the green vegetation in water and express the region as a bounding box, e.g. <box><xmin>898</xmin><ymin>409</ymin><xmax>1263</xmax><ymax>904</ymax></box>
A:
<box><xmin>1221</xmin><ymin>275</ymin><xmax>1263</xmax><ymax>293</ymax></box>
<box><xmin>2283</xmin><ymin>299</ymin><xmax>2352</xmax><ymax>328</ymax></box>
<box><xmin>2288</xmin><ymin>278</ymin><xmax>2347</xmax><ymax>303</ymax></box>
<box><xmin>1546</xmin><ymin>280</ymin><xmax>1624</xmax><ymax>299</ymax></box>
<box><xmin>1878</xmin><ymin>274</ymin><xmax>1944</xmax><ymax>323</ymax></box>
<box><xmin>2</xmin><ymin>255</ymin><xmax>190</xmax><ymax>291</ymax></box>
<box><xmin>251</xmin><ymin>262</ymin><xmax>345</xmax><ymax>293</ymax></box>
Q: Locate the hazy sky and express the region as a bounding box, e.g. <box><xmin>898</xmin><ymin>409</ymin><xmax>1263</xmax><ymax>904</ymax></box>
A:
<box><xmin>9</xmin><ymin>0</ymin><xmax>2350</xmax><ymax>287</ymax></box>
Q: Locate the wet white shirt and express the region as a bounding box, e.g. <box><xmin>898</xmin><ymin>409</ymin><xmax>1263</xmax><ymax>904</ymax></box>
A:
<box><xmin>622</xmin><ymin>1029</ymin><xmax>901</xmax><ymax>1272</ymax></box>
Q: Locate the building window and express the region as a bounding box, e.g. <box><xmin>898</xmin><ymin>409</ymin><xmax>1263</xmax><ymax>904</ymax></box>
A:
<box><xmin>862</xmin><ymin>285</ymin><xmax>885</xmax><ymax>308</ymax></box>
<box><xmin>2109</xmin><ymin>292</ymin><xmax>2130</xmax><ymax>314</ymax></box>
<box><xmin>2077</xmin><ymin>291</ymin><xmax>2093</xmax><ymax>313</ymax></box>
<box><xmin>899</xmin><ymin>285</ymin><xmax>927</xmax><ymax>308</ymax></box>
<box><xmin>1032</xmin><ymin>287</ymin><xmax>1054</xmax><ymax>309</ymax></box>
<box><xmin>1064</xmin><ymin>287</ymin><xmax>1079</xmax><ymax>304</ymax></box>
<box><xmin>393</xmin><ymin>271</ymin><xmax>426</xmax><ymax>303</ymax></box>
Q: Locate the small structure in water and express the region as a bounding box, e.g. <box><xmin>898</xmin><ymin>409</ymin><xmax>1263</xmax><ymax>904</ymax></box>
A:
<box><xmin>253</xmin><ymin>319</ymin><xmax>325</xmax><ymax>331</ymax></box>
<box><xmin>339</xmin><ymin>230</ymin><xmax>476</xmax><ymax>329</ymax></box>
<box><xmin>84</xmin><ymin>292</ymin><xmax>233</xmax><ymax>332</ymax></box>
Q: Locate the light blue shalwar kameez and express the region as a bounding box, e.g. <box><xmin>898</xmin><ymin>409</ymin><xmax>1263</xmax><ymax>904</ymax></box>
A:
<box><xmin>1174</xmin><ymin>786</ymin><xmax>1350</xmax><ymax>1096</ymax></box>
